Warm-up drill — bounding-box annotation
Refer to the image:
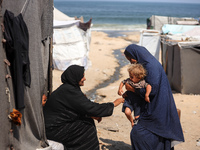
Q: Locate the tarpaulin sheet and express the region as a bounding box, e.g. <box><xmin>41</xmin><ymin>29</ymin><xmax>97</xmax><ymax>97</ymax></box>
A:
<box><xmin>0</xmin><ymin>0</ymin><xmax>53</xmax><ymax>149</ymax></box>
<box><xmin>161</xmin><ymin>39</ymin><xmax>200</xmax><ymax>94</ymax></box>
<box><xmin>53</xmin><ymin>21</ymin><xmax>91</xmax><ymax>71</ymax></box>
<box><xmin>139</xmin><ymin>30</ymin><xmax>161</xmax><ymax>61</ymax></box>
<box><xmin>162</xmin><ymin>24</ymin><xmax>200</xmax><ymax>35</ymax></box>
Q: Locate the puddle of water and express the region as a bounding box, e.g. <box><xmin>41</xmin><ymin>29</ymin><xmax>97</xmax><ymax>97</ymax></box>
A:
<box><xmin>86</xmin><ymin>30</ymin><xmax>139</xmax><ymax>101</ymax></box>
<box><xmin>85</xmin><ymin>48</ymin><xmax>129</xmax><ymax>101</ymax></box>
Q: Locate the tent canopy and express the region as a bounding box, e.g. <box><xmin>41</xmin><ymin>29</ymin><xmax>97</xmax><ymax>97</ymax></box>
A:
<box><xmin>53</xmin><ymin>8</ymin><xmax>91</xmax><ymax>71</ymax></box>
<box><xmin>139</xmin><ymin>29</ymin><xmax>161</xmax><ymax>61</ymax></box>
<box><xmin>54</xmin><ymin>7</ymin><xmax>75</xmax><ymax>21</ymax></box>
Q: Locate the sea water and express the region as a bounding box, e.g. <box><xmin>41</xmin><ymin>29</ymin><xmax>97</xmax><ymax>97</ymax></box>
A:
<box><xmin>54</xmin><ymin>0</ymin><xmax>200</xmax><ymax>31</ymax></box>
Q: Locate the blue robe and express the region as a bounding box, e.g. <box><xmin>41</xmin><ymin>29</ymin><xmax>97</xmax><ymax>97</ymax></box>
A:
<box><xmin>124</xmin><ymin>44</ymin><xmax>184</xmax><ymax>150</ymax></box>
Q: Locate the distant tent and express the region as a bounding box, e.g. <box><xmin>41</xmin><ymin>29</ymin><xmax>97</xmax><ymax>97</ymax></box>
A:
<box><xmin>176</xmin><ymin>20</ymin><xmax>199</xmax><ymax>25</ymax></box>
<box><xmin>149</xmin><ymin>15</ymin><xmax>198</xmax><ymax>31</ymax></box>
<box><xmin>0</xmin><ymin>0</ymin><xmax>53</xmax><ymax>149</ymax></box>
<box><xmin>54</xmin><ymin>7</ymin><xmax>75</xmax><ymax>21</ymax></box>
<box><xmin>161</xmin><ymin>35</ymin><xmax>200</xmax><ymax>94</ymax></box>
<box><xmin>184</xmin><ymin>27</ymin><xmax>200</xmax><ymax>37</ymax></box>
<box><xmin>53</xmin><ymin>8</ymin><xmax>92</xmax><ymax>71</ymax></box>
<box><xmin>139</xmin><ymin>29</ymin><xmax>161</xmax><ymax>61</ymax></box>
<box><xmin>162</xmin><ymin>24</ymin><xmax>200</xmax><ymax>35</ymax></box>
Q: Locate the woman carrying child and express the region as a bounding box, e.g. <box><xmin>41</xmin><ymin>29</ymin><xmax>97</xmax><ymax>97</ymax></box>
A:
<box><xmin>123</xmin><ymin>44</ymin><xmax>184</xmax><ymax>150</ymax></box>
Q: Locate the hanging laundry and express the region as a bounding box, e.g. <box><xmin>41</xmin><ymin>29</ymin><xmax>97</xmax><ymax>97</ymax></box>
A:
<box><xmin>3</xmin><ymin>10</ymin><xmax>31</xmax><ymax>110</ymax></box>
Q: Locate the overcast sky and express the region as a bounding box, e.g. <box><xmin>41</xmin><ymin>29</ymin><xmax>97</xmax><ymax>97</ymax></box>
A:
<box><xmin>55</xmin><ymin>0</ymin><xmax>200</xmax><ymax>4</ymax></box>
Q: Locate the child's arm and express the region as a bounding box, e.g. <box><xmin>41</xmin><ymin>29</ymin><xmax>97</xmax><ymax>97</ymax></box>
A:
<box><xmin>118</xmin><ymin>81</ymin><xmax>124</xmax><ymax>96</ymax></box>
<box><xmin>145</xmin><ymin>84</ymin><xmax>152</xmax><ymax>103</ymax></box>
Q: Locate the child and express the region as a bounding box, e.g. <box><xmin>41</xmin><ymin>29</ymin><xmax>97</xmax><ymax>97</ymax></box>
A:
<box><xmin>118</xmin><ymin>63</ymin><xmax>152</xmax><ymax>127</ymax></box>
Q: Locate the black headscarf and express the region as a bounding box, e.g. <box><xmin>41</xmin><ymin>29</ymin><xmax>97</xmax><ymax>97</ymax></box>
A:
<box><xmin>61</xmin><ymin>65</ymin><xmax>84</xmax><ymax>87</ymax></box>
<box><xmin>44</xmin><ymin>65</ymin><xmax>114</xmax><ymax>149</ymax></box>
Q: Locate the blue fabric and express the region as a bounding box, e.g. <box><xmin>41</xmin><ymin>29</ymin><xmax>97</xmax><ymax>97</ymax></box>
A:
<box><xmin>122</xmin><ymin>91</ymin><xmax>145</xmax><ymax>116</ymax></box>
<box><xmin>162</xmin><ymin>24</ymin><xmax>200</xmax><ymax>35</ymax></box>
<box><xmin>124</xmin><ymin>44</ymin><xmax>184</xmax><ymax>149</ymax></box>
<box><xmin>131</xmin><ymin>124</ymin><xmax>174</xmax><ymax>150</ymax></box>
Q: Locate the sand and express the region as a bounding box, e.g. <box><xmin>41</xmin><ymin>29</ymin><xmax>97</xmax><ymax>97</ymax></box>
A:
<box><xmin>53</xmin><ymin>31</ymin><xmax>200</xmax><ymax>150</ymax></box>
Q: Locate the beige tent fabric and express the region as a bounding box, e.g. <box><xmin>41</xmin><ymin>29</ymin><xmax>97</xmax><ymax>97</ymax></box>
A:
<box><xmin>54</xmin><ymin>7</ymin><xmax>75</xmax><ymax>21</ymax></box>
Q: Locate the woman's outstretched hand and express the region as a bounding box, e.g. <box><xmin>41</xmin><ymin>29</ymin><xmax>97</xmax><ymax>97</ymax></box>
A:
<box><xmin>92</xmin><ymin>117</ymin><xmax>102</xmax><ymax>123</ymax></box>
<box><xmin>113</xmin><ymin>98</ymin><xmax>124</xmax><ymax>107</ymax></box>
<box><xmin>125</xmin><ymin>83</ymin><xmax>135</xmax><ymax>93</ymax></box>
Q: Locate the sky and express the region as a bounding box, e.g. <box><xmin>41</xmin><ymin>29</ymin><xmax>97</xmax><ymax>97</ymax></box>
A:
<box><xmin>55</xmin><ymin>0</ymin><xmax>200</xmax><ymax>4</ymax></box>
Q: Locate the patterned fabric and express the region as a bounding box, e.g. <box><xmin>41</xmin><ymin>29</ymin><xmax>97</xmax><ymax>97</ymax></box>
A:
<box><xmin>122</xmin><ymin>78</ymin><xmax>148</xmax><ymax>89</ymax></box>
<box><xmin>124</xmin><ymin>44</ymin><xmax>184</xmax><ymax>149</ymax></box>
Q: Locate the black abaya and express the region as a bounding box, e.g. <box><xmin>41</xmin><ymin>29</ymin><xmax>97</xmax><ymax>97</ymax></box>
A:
<box><xmin>44</xmin><ymin>65</ymin><xmax>114</xmax><ymax>150</ymax></box>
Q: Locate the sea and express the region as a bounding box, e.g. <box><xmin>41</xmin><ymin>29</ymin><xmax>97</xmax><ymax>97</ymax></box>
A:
<box><xmin>54</xmin><ymin>0</ymin><xmax>200</xmax><ymax>32</ymax></box>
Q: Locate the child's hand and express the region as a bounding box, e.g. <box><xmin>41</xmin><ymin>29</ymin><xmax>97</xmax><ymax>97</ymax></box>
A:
<box><xmin>145</xmin><ymin>95</ymin><xmax>150</xmax><ymax>103</ymax></box>
<box><xmin>118</xmin><ymin>89</ymin><xmax>124</xmax><ymax>96</ymax></box>
<box><xmin>131</xmin><ymin>122</ymin><xmax>134</xmax><ymax>127</ymax></box>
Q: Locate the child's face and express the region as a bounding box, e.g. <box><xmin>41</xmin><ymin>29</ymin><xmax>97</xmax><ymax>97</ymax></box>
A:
<box><xmin>129</xmin><ymin>73</ymin><xmax>141</xmax><ymax>83</ymax></box>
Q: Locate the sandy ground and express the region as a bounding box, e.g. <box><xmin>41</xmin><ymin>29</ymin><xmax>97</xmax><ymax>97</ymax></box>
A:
<box><xmin>52</xmin><ymin>31</ymin><xmax>200</xmax><ymax>150</ymax></box>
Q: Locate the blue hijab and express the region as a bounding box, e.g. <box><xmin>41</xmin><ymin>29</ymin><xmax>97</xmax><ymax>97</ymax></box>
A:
<box><xmin>124</xmin><ymin>44</ymin><xmax>184</xmax><ymax>142</ymax></box>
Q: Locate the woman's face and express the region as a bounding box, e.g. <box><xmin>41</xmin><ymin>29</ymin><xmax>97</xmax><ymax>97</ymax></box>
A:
<box><xmin>125</xmin><ymin>55</ymin><xmax>137</xmax><ymax>64</ymax></box>
<box><xmin>79</xmin><ymin>73</ymin><xmax>86</xmax><ymax>86</ymax></box>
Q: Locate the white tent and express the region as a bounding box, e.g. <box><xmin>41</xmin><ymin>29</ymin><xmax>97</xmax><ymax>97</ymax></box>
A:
<box><xmin>53</xmin><ymin>8</ymin><xmax>91</xmax><ymax>71</ymax></box>
<box><xmin>54</xmin><ymin>7</ymin><xmax>75</xmax><ymax>21</ymax></box>
<box><xmin>150</xmin><ymin>15</ymin><xmax>198</xmax><ymax>31</ymax></box>
<box><xmin>162</xmin><ymin>24</ymin><xmax>200</xmax><ymax>35</ymax></box>
<box><xmin>139</xmin><ymin>29</ymin><xmax>161</xmax><ymax>61</ymax></box>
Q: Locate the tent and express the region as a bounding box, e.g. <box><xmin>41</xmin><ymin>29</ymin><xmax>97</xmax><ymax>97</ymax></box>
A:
<box><xmin>0</xmin><ymin>0</ymin><xmax>53</xmax><ymax>149</ymax></box>
<box><xmin>139</xmin><ymin>29</ymin><xmax>161</xmax><ymax>61</ymax></box>
<box><xmin>161</xmin><ymin>36</ymin><xmax>200</xmax><ymax>94</ymax></box>
<box><xmin>53</xmin><ymin>8</ymin><xmax>91</xmax><ymax>71</ymax></box>
<box><xmin>54</xmin><ymin>7</ymin><xmax>75</xmax><ymax>21</ymax></box>
<box><xmin>149</xmin><ymin>15</ymin><xmax>198</xmax><ymax>31</ymax></box>
<box><xmin>162</xmin><ymin>24</ymin><xmax>200</xmax><ymax>35</ymax></box>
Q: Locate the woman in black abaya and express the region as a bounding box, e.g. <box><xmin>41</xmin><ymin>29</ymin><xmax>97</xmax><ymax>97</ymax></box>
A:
<box><xmin>43</xmin><ymin>65</ymin><xmax>124</xmax><ymax>150</ymax></box>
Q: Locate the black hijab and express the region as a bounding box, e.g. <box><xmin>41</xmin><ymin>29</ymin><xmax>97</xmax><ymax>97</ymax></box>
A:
<box><xmin>44</xmin><ymin>64</ymin><xmax>113</xmax><ymax>118</ymax></box>
<box><xmin>61</xmin><ymin>65</ymin><xmax>84</xmax><ymax>88</ymax></box>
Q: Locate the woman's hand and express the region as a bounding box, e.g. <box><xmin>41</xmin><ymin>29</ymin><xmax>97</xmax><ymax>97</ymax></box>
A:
<box><xmin>113</xmin><ymin>98</ymin><xmax>124</xmax><ymax>107</ymax></box>
<box><xmin>125</xmin><ymin>83</ymin><xmax>135</xmax><ymax>93</ymax></box>
<box><xmin>92</xmin><ymin>117</ymin><xmax>102</xmax><ymax>123</ymax></box>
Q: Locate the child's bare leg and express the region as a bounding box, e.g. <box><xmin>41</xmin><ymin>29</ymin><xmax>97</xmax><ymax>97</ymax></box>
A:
<box><xmin>125</xmin><ymin>107</ymin><xmax>134</xmax><ymax>127</ymax></box>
